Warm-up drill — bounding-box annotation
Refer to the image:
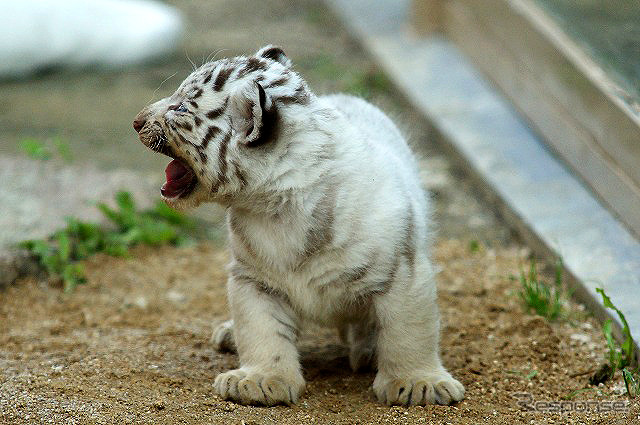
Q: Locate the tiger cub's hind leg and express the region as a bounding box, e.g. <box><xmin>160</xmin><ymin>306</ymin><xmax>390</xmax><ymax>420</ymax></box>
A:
<box><xmin>342</xmin><ymin>319</ymin><xmax>377</xmax><ymax>372</ymax></box>
<box><xmin>212</xmin><ymin>319</ymin><xmax>236</xmax><ymax>353</ymax></box>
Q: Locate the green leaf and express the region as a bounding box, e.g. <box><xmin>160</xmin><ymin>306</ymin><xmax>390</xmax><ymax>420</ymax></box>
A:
<box><xmin>21</xmin><ymin>239</ymin><xmax>50</xmax><ymax>258</ymax></box>
<box><xmin>104</xmin><ymin>232</ymin><xmax>131</xmax><ymax>256</ymax></box>
<box><xmin>598</xmin><ymin>287</ymin><xmax>615</xmax><ymax>310</ymax></box>
<box><xmin>62</xmin><ymin>263</ymin><xmax>86</xmax><ymax>292</ymax></box>
<box><xmin>469</xmin><ymin>240</ymin><xmax>480</xmax><ymax>253</ymax></box>
<box><xmin>56</xmin><ymin>232</ymin><xmax>71</xmax><ymax>262</ymax></box>
<box><xmin>529</xmin><ymin>261</ymin><xmax>537</xmax><ymax>284</ymax></box>
<box><xmin>596</xmin><ymin>288</ymin><xmax>634</xmax><ymax>367</ymax></box>
<box><xmin>104</xmin><ymin>241</ymin><xmax>129</xmax><ymax>257</ymax></box>
<box><xmin>150</xmin><ymin>201</ymin><xmax>192</xmax><ymax>227</ymax></box>
<box><xmin>19</xmin><ymin>138</ymin><xmax>52</xmax><ymax>160</ymax></box>
<box><xmin>97</xmin><ymin>202</ymin><xmax>121</xmax><ymax>225</ymax></box>
<box><xmin>41</xmin><ymin>250</ymin><xmax>63</xmax><ymax>276</ymax></box>
<box><xmin>65</xmin><ymin>218</ymin><xmax>104</xmax><ymax>258</ymax></box>
<box><xmin>120</xmin><ymin>227</ymin><xmax>143</xmax><ymax>246</ymax></box>
<box><xmin>602</xmin><ymin>319</ymin><xmax>620</xmax><ymax>368</ymax></box>
<box><xmin>562</xmin><ymin>387</ymin><xmax>596</xmax><ymax>400</ymax></box>
<box><xmin>115</xmin><ymin>191</ymin><xmax>136</xmax><ymax>213</ymax></box>
<box><xmin>53</xmin><ymin>137</ymin><xmax>73</xmax><ymax>162</ymax></box>
<box><xmin>554</xmin><ymin>258</ymin><xmax>563</xmax><ymax>287</ymax></box>
<box><xmin>138</xmin><ymin>220</ymin><xmax>177</xmax><ymax>245</ymax></box>
<box><xmin>622</xmin><ymin>369</ymin><xmax>635</xmax><ymax>398</ymax></box>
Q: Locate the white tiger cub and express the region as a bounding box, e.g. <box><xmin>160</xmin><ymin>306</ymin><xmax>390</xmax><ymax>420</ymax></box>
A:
<box><xmin>133</xmin><ymin>45</ymin><xmax>464</xmax><ymax>406</ymax></box>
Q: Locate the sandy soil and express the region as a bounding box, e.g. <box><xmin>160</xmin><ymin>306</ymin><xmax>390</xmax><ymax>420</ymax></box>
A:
<box><xmin>1</xmin><ymin>240</ymin><xmax>637</xmax><ymax>424</ymax></box>
<box><xmin>1</xmin><ymin>0</ymin><xmax>638</xmax><ymax>423</ymax></box>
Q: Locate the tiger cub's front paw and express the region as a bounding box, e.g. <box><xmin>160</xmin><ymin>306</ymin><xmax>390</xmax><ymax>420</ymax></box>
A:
<box><xmin>373</xmin><ymin>370</ymin><xmax>465</xmax><ymax>406</ymax></box>
<box><xmin>214</xmin><ymin>368</ymin><xmax>305</xmax><ymax>406</ymax></box>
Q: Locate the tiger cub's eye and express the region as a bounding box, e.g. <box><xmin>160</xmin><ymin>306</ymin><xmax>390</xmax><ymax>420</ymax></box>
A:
<box><xmin>169</xmin><ymin>103</ymin><xmax>188</xmax><ymax>113</ymax></box>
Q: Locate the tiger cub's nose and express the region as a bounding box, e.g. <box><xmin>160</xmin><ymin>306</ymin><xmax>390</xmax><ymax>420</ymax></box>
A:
<box><xmin>133</xmin><ymin>117</ymin><xmax>146</xmax><ymax>133</ymax></box>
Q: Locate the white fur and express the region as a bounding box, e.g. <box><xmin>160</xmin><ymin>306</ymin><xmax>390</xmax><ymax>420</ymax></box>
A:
<box><xmin>135</xmin><ymin>46</ymin><xmax>464</xmax><ymax>406</ymax></box>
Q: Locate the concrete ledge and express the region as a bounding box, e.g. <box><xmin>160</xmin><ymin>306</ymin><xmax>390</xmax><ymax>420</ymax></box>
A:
<box><xmin>326</xmin><ymin>0</ymin><xmax>640</xmax><ymax>354</ymax></box>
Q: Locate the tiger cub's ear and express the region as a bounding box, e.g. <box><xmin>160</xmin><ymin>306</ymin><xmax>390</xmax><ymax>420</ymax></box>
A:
<box><xmin>230</xmin><ymin>81</ymin><xmax>277</xmax><ymax>147</ymax></box>
<box><xmin>255</xmin><ymin>45</ymin><xmax>292</xmax><ymax>68</ymax></box>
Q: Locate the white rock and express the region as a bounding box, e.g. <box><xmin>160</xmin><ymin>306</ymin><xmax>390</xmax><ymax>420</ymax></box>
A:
<box><xmin>569</xmin><ymin>333</ymin><xmax>591</xmax><ymax>344</ymax></box>
<box><xmin>166</xmin><ymin>290</ymin><xmax>186</xmax><ymax>303</ymax></box>
<box><xmin>133</xmin><ymin>296</ymin><xmax>148</xmax><ymax>308</ymax></box>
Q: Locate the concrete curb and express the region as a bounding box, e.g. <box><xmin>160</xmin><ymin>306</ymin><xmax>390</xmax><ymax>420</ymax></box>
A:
<box><xmin>325</xmin><ymin>0</ymin><xmax>640</xmax><ymax>357</ymax></box>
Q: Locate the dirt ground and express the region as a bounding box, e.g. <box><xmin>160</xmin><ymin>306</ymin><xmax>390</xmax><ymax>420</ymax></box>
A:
<box><xmin>1</xmin><ymin>0</ymin><xmax>639</xmax><ymax>423</ymax></box>
<box><xmin>1</xmin><ymin>240</ymin><xmax>637</xmax><ymax>424</ymax></box>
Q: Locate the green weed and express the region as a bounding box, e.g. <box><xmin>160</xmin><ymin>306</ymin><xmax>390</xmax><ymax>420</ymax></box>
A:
<box><xmin>19</xmin><ymin>137</ymin><xmax>74</xmax><ymax>162</ymax></box>
<box><xmin>469</xmin><ymin>240</ymin><xmax>481</xmax><ymax>253</ymax></box>
<box><xmin>21</xmin><ymin>191</ymin><xmax>194</xmax><ymax>292</ymax></box>
<box><xmin>298</xmin><ymin>54</ymin><xmax>344</xmax><ymax>81</ymax></box>
<box><xmin>593</xmin><ymin>288</ymin><xmax>638</xmax><ymax>397</ymax></box>
<box><xmin>53</xmin><ymin>137</ymin><xmax>74</xmax><ymax>162</ymax></box>
<box><xmin>526</xmin><ymin>370</ymin><xmax>538</xmax><ymax>380</ymax></box>
<box><xmin>513</xmin><ymin>259</ymin><xmax>566</xmax><ymax>321</ymax></box>
<box><xmin>596</xmin><ymin>288</ymin><xmax>635</xmax><ymax>370</ymax></box>
<box><xmin>561</xmin><ymin>387</ymin><xmax>597</xmax><ymax>400</ymax></box>
<box><xmin>19</xmin><ymin>138</ymin><xmax>52</xmax><ymax>160</ymax></box>
<box><xmin>622</xmin><ymin>369</ymin><xmax>640</xmax><ymax>398</ymax></box>
<box><xmin>506</xmin><ymin>368</ymin><xmax>538</xmax><ymax>380</ymax></box>
<box><xmin>343</xmin><ymin>69</ymin><xmax>392</xmax><ymax>99</ymax></box>
<box><xmin>298</xmin><ymin>54</ymin><xmax>392</xmax><ymax>99</ymax></box>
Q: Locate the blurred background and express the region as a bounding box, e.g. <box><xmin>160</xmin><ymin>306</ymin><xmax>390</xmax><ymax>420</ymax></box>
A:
<box><xmin>0</xmin><ymin>0</ymin><xmax>393</xmax><ymax>171</ymax></box>
<box><xmin>536</xmin><ymin>0</ymin><xmax>640</xmax><ymax>109</ymax></box>
<box><xmin>2</xmin><ymin>0</ymin><xmax>639</xmax><ymax>255</ymax></box>
<box><xmin>0</xmin><ymin>0</ymin><xmax>402</xmax><ymax>248</ymax></box>
<box><xmin>1</xmin><ymin>2</ymin><xmax>639</xmax><ymax>421</ymax></box>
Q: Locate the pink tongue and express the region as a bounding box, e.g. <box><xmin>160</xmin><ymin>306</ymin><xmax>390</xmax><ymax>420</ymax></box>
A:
<box><xmin>166</xmin><ymin>158</ymin><xmax>189</xmax><ymax>180</ymax></box>
<box><xmin>161</xmin><ymin>159</ymin><xmax>194</xmax><ymax>198</ymax></box>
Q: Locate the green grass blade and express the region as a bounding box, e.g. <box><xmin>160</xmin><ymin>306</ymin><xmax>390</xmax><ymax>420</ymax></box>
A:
<box><xmin>596</xmin><ymin>288</ymin><xmax>634</xmax><ymax>367</ymax></box>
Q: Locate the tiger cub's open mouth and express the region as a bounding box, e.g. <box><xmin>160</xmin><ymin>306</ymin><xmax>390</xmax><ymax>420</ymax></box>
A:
<box><xmin>137</xmin><ymin>129</ymin><xmax>198</xmax><ymax>200</ymax></box>
<box><xmin>162</xmin><ymin>158</ymin><xmax>197</xmax><ymax>199</ymax></box>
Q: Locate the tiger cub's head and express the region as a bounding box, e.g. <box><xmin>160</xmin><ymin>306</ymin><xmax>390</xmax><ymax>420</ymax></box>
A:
<box><xmin>133</xmin><ymin>45</ymin><xmax>313</xmax><ymax>210</ymax></box>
